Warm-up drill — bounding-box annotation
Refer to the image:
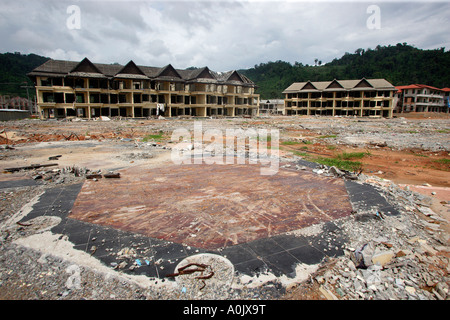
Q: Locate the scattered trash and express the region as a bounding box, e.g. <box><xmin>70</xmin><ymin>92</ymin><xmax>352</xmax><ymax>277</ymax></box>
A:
<box><xmin>375</xmin><ymin>211</ymin><xmax>384</xmax><ymax>220</ymax></box>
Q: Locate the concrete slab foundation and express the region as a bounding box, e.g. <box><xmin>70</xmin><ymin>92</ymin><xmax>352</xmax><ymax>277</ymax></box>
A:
<box><xmin>10</xmin><ymin>160</ymin><xmax>401</xmax><ymax>280</ymax></box>
<box><xmin>70</xmin><ymin>162</ymin><xmax>353</xmax><ymax>249</ymax></box>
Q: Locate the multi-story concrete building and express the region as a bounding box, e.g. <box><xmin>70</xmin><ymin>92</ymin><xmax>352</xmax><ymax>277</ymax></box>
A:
<box><xmin>394</xmin><ymin>84</ymin><xmax>448</xmax><ymax>113</ymax></box>
<box><xmin>27</xmin><ymin>58</ymin><xmax>259</xmax><ymax>119</ymax></box>
<box><xmin>283</xmin><ymin>78</ymin><xmax>396</xmax><ymax>118</ymax></box>
<box><xmin>258</xmin><ymin>99</ymin><xmax>285</xmax><ymax>115</ymax></box>
<box><xmin>443</xmin><ymin>88</ymin><xmax>450</xmax><ymax>111</ymax></box>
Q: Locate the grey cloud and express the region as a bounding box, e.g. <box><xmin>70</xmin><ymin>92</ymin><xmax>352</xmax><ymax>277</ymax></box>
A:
<box><xmin>0</xmin><ymin>0</ymin><xmax>449</xmax><ymax>71</ymax></box>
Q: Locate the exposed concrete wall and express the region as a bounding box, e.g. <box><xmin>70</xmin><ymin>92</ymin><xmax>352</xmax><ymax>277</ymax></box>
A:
<box><xmin>0</xmin><ymin>110</ymin><xmax>30</xmax><ymax>121</ymax></box>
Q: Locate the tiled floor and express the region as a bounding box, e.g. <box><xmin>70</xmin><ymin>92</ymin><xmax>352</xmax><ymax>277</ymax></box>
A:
<box><xmin>8</xmin><ymin>160</ymin><xmax>400</xmax><ymax>279</ymax></box>
<box><xmin>69</xmin><ymin>163</ymin><xmax>353</xmax><ymax>249</ymax></box>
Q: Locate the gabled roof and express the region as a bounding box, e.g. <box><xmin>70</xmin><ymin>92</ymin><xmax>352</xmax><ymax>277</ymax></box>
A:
<box><xmin>68</xmin><ymin>57</ymin><xmax>106</xmax><ymax>78</ymax></box>
<box><xmin>302</xmin><ymin>81</ymin><xmax>319</xmax><ymax>91</ymax></box>
<box><xmin>28</xmin><ymin>58</ymin><xmax>256</xmax><ymax>86</ymax></box>
<box><xmin>395</xmin><ymin>84</ymin><xmax>421</xmax><ymax>90</ymax></box>
<box><xmin>193</xmin><ymin>67</ymin><xmax>215</xmax><ymax>80</ymax></box>
<box><xmin>179</xmin><ymin>67</ymin><xmax>217</xmax><ymax>82</ymax></box>
<box><xmin>396</xmin><ymin>84</ymin><xmax>444</xmax><ymax>92</ymax></box>
<box><xmin>224</xmin><ymin>70</ymin><xmax>245</xmax><ymax>83</ymax></box>
<box><xmin>325</xmin><ymin>79</ymin><xmax>345</xmax><ymax>91</ymax></box>
<box><xmin>27</xmin><ymin>59</ymin><xmax>78</xmax><ymax>77</ymax></box>
<box><xmin>261</xmin><ymin>99</ymin><xmax>284</xmax><ymax>104</ymax></box>
<box><xmin>365</xmin><ymin>79</ymin><xmax>395</xmax><ymax>90</ymax></box>
<box><xmin>283</xmin><ymin>78</ymin><xmax>395</xmax><ymax>94</ymax></box>
<box><xmin>354</xmin><ymin>78</ymin><xmax>374</xmax><ymax>89</ymax></box>
<box><xmin>155</xmin><ymin>64</ymin><xmax>183</xmax><ymax>80</ymax></box>
<box><xmin>114</xmin><ymin>60</ymin><xmax>148</xmax><ymax>79</ymax></box>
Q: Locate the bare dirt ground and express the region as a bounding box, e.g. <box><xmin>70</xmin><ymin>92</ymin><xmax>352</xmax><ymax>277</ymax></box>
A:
<box><xmin>0</xmin><ymin>113</ymin><xmax>449</xmax><ymax>301</ymax></box>
<box><xmin>1</xmin><ymin>113</ymin><xmax>448</xmax><ymax>189</ymax></box>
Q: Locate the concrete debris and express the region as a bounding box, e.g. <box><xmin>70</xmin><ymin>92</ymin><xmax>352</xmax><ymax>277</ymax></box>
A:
<box><xmin>4</xmin><ymin>163</ymin><xmax>58</xmax><ymax>173</ymax></box>
<box><xmin>371</xmin><ymin>251</ymin><xmax>395</xmax><ymax>267</ymax></box>
<box><xmin>0</xmin><ymin>116</ymin><xmax>448</xmax><ymax>300</ymax></box>
<box><xmin>305</xmin><ymin>173</ymin><xmax>450</xmax><ymax>300</ymax></box>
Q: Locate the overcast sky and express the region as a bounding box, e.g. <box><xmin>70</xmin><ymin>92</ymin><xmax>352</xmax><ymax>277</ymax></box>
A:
<box><xmin>1</xmin><ymin>0</ymin><xmax>449</xmax><ymax>71</ymax></box>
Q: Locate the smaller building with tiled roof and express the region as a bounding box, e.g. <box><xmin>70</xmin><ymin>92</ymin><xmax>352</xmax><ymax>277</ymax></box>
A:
<box><xmin>394</xmin><ymin>84</ymin><xmax>448</xmax><ymax>113</ymax></box>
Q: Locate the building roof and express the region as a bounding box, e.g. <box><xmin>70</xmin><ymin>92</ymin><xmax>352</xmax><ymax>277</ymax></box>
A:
<box><xmin>28</xmin><ymin>58</ymin><xmax>256</xmax><ymax>86</ymax></box>
<box><xmin>261</xmin><ymin>99</ymin><xmax>284</xmax><ymax>104</ymax></box>
<box><xmin>396</xmin><ymin>84</ymin><xmax>445</xmax><ymax>92</ymax></box>
<box><xmin>283</xmin><ymin>78</ymin><xmax>396</xmax><ymax>93</ymax></box>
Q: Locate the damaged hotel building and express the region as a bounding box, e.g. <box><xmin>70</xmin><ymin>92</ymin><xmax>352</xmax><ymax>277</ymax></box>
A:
<box><xmin>28</xmin><ymin>58</ymin><xmax>260</xmax><ymax>119</ymax></box>
<box><xmin>283</xmin><ymin>79</ymin><xmax>397</xmax><ymax>118</ymax></box>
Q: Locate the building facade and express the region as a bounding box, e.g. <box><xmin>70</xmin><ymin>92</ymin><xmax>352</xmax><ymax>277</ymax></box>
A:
<box><xmin>258</xmin><ymin>99</ymin><xmax>285</xmax><ymax>115</ymax></box>
<box><xmin>28</xmin><ymin>58</ymin><xmax>259</xmax><ymax>119</ymax></box>
<box><xmin>394</xmin><ymin>84</ymin><xmax>449</xmax><ymax>113</ymax></box>
<box><xmin>283</xmin><ymin>78</ymin><xmax>397</xmax><ymax>118</ymax></box>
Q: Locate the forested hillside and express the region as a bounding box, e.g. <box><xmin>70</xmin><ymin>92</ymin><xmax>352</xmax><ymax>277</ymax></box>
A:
<box><xmin>240</xmin><ymin>43</ymin><xmax>450</xmax><ymax>99</ymax></box>
<box><xmin>1</xmin><ymin>43</ymin><xmax>449</xmax><ymax>100</ymax></box>
<box><xmin>0</xmin><ymin>52</ymin><xmax>49</xmax><ymax>98</ymax></box>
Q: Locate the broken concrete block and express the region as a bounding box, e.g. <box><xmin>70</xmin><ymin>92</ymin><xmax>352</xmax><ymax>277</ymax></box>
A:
<box><xmin>405</xmin><ymin>286</ymin><xmax>416</xmax><ymax>295</ymax></box>
<box><xmin>371</xmin><ymin>251</ymin><xmax>395</xmax><ymax>267</ymax></box>
<box><xmin>418</xmin><ymin>206</ymin><xmax>435</xmax><ymax>216</ymax></box>
<box><xmin>329</xmin><ymin>166</ymin><xmax>344</xmax><ymax>177</ymax></box>
<box><xmin>407</xmin><ymin>236</ymin><xmax>426</xmax><ymax>244</ymax></box>
<box><xmin>361</xmin><ymin>265</ymin><xmax>382</xmax><ymax>286</ymax></box>
<box><xmin>313</xmin><ymin>169</ymin><xmax>324</xmax><ymax>174</ymax></box>
<box><xmin>424</xmin><ymin>222</ymin><xmax>442</xmax><ymax>231</ymax></box>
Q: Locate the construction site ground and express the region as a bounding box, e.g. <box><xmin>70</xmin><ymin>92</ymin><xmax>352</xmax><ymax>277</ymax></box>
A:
<box><xmin>0</xmin><ymin>113</ymin><xmax>449</xmax><ymax>302</ymax></box>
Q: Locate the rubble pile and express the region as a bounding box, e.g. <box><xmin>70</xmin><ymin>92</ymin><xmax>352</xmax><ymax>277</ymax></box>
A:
<box><xmin>295</xmin><ymin>117</ymin><xmax>450</xmax><ymax>152</ymax></box>
<box><xmin>0</xmin><ymin>116</ymin><xmax>448</xmax><ymax>300</ymax></box>
<box><xmin>30</xmin><ymin>166</ymin><xmax>89</xmax><ymax>185</ymax></box>
<box><xmin>305</xmin><ymin>172</ymin><xmax>449</xmax><ymax>300</ymax></box>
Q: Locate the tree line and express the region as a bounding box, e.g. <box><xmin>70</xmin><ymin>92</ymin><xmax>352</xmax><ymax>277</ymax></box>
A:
<box><xmin>0</xmin><ymin>52</ymin><xmax>49</xmax><ymax>99</ymax></box>
<box><xmin>1</xmin><ymin>43</ymin><xmax>449</xmax><ymax>100</ymax></box>
<box><xmin>240</xmin><ymin>43</ymin><xmax>450</xmax><ymax>99</ymax></box>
